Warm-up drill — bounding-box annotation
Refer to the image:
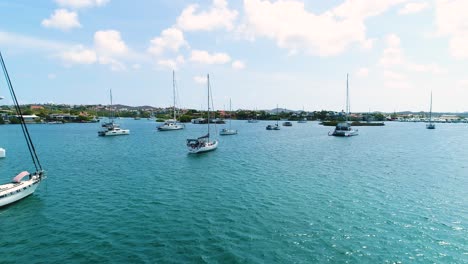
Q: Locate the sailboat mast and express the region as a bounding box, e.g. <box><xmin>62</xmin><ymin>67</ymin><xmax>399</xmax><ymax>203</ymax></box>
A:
<box><xmin>207</xmin><ymin>74</ymin><xmax>210</xmax><ymax>138</ymax></box>
<box><xmin>110</xmin><ymin>89</ymin><xmax>114</xmax><ymax>122</ymax></box>
<box><xmin>429</xmin><ymin>91</ymin><xmax>433</xmax><ymax>123</ymax></box>
<box><xmin>346</xmin><ymin>74</ymin><xmax>349</xmax><ymax>122</ymax></box>
<box><xmin>173</xmin><ymin>70</ymin><xmax>176</xmax><ymax>120</ymax></box>
<box><xmin>229</xmin><ymin>98</ymin><xmax>232</xmax><ymax>129</ymax></box>
<box><xmin>276</xmin><ymin>104</ymin><xmax>279</xmax><ymax>125</ymax></box>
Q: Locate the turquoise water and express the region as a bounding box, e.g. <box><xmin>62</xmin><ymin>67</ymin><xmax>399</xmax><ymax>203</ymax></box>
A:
<box><xmin>0</xmin><ymin>120</ymin><xmax>467</xmax><ymax>263</ymax></box>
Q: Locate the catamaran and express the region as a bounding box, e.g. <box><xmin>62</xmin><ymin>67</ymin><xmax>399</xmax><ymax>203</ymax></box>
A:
<box><xmin>187</xmin><ymin>74</ymin><xmax>218</xmax><ymax>153</ymax></box>
<box><xmin>426</xmin><ymin>91</ymin><xmax>435</xmax><ymax>129</ymax></box>
<box><xmin>330</xmin><ymin>74</ymin><xmax>358</xmax><ymax>137</ymax></box>
<box><xmin>220</xmin><ymin>98</ymin><xmax>237</xmax><ymax>135</ymax></box>
<box><xmin>98</xmin><ymin>90</ymin><xmax>130</xmax><ymax>136</ymax></box>
<box><xmin>158</xmin><ymin>71</ymin><xmax>185</xmax><ymax>131</ymax></box>
<box><xmin>0</xmin><ymin>52</ymin><xmax>46</xmax><ymax>207</ymax></box>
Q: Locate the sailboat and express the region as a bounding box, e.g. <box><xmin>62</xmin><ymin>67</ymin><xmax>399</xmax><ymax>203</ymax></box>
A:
<box><xmin>330</xmin><ymin>74</ymin><xmax>358</xmax><ymax>137</ymax></box>
<box><xmin>426</xmin><ymin>91</ymin><xmax>435</xmax><ymax>129</ymax></box>
<box><xmin>220</xmin><ymin>99</ymin><xmax>237</xmax><ymax>135</ymax></box>
<box><xmin>298</xmin><ymin>106</ymin><xmax>307</xmax><ymax>123</ymax></box>
<box><xmin>0</xmin><ymin>52</ymin><xmax>46</xmax><ymax>207</ymax></box>
<box><xmin>158</xmin><ymin>71</ymin><xmax>185</xmax><ymax>131</ymax></box>
<box><xmin>266</xmin><ymin>105</ymin><xmax>280</xmax><ymax>130</ymax></box>
<box><xmin>186</xmin><ymin>74</ymin><xmax>219</xmax><ymax>153</ymax></box>
<box><xmin>98</xmin><ymin>89</ymin><xmax>130</xmax><ymax>136</ymax></box>
<box><xmin>247</xmin><ymin>108</ymin><xmax>260</xmax><ymax>123</ymax></box>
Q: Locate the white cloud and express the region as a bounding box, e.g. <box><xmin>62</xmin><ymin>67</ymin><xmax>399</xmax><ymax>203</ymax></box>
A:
<box><xmin>55</xmin><ymin>0</ymin><xmax>109</xmax><ymax>9</ymax></box>
<box><xmin>132</xmin><ymin>64</ymin><xmax>141</xmax><ymax>70</ymax></box>
<box><xmin>232</xmin><ymin>60</ymin><xmax>245</xmax><ymax>70</ymax></box>
<box><xmin>148</xmin><ymin>27</ymin><xmax>188</xmax><ymax>56</ymax></box>
<box><xmin>59</xmin><ymin>45</ymin><xmax>97</xmax><ymax>65</ymax></box>
<box><xmin>356</xmin><ymin>67</ymin><xmax>369</xmax><ymax>77</ymax></box>
<box><xmin>157</xmin><ymin>55</ymin><xmax>185</xmax><ymax>70</ymax></box>
<box><xmin>193</xmin><ymin>75</ymin><xmax>207</xmax><ymax>84</ymax></box>
<box><xmin>398</xmin><ymin>2</ymin><xmax>429</xmax><ymax>14</ymax></box>
<box><xmin>48</xmin><ymin>73</ymin><xmax>57</xmax><ymax>80</ymax></box>
<box><xmin>41</xmin><ymin>9</ymin><xmax>81</xmax><ymax>31</ymax></box>
<box><xmin>240</xmin><ymin>0</ymin><xmax>407</xmax><ymax>56</ymax></box>
<box><xmin>177</xmin><ymin>0</ymin><xmax>238</xmax><ymax>31</ymax></box>
<box><xmin>0</xmin><ymin>31</ymin><xmax>69</xmax><ymax>51</ymax></box>
<box><xmin>190</xmin><ymin>49</ymin><xmax>231</xmax><ymax>64</ymax></box>
<box><xmin>379</xmin><ymin>33</ymin><xmax>445</xmax><ymax>74</ymax></box>
<box><xmin>94</xmin><ymin>30</ymin><xmax>128</xmax><ymax>56</ymax></box>
<box><xmin>435</xmin><ymin>0</ymin><xmax>468</xmax><ymax>59</ymax></box>
<box><xmin>383</xmin><ymin>70</ymin><xmax>411</xmax><ymax>89</ymax></box>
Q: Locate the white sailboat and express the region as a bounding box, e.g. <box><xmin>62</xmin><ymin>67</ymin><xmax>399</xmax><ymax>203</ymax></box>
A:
<box><xmin>330</xmin><ymin>74</ymin><xmax>358</xmax><ymax>137</ymax></box>
<box><xmin>426</xmin><ymin>91</ymin><xmax>435</xmax><ymax>129</ymax></box>
<box><xmin>298</xmin><ymin>107</ymin><xmax>307</xmax><ymax>123</ymax></box>
<box><xmin>187</xmin><ymin>74</ymin><xmax>218</xmax><ymax>153</ymax></box>
<box><xmin>98</xmin><ymin>89</ymin><xmax>130</xmax><ymax>136</ymax></box>
<box><xmin>0</xmin><ymin>52</ymin><xmax>46</xmax><ymax>207</ymax></box>
<box><xmin>266</xmin><ymin>105</ymin><xmax>280</xmax><ymax>130</ymax></box>
<box><xmin>158</xmin><ymin>71</ymin><xmax>185</xmax><ymax>131</ymax></box>
<box><xmin>220</xmin><ymin>99</ymin><xmax>237</xmax><ymax>135</ymax></box>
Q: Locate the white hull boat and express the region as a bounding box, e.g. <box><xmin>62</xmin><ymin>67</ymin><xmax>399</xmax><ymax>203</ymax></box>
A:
<box><xmin>187</xmin><ymin>138</ymin><xmax>218</xmax><ymax>154</ymax></box>
<box><xmin>0</xmin><ymin>172</ymin><xmax>43</xmax><ymax>207</ymax></box>
<box><xmin>98</xmin><ymin>127</ymin><xmax>130</xmax><ymax>136</ymax></box>
<box><xmin>158</xmin><ymin>119</ymin><xmax>185</xmax><ymax>131</ymax></box>
<box><xmin>220</xmin><ymin>128</ymin><xmax>237</xmax><ymax>135</ymax></box>
<box><xmin>329</xmin><ymin>74</ymin><xmax>358</xmax><ymax>137</ymax></box>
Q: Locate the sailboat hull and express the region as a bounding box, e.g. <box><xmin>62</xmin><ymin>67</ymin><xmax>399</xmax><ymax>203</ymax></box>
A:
<box><xmin>219</xmin><ymin>129</ymin><xmax>237</xmax><ymax>135</ymax></box>
<box><xmin>187</xmin><ymin>140</ymin><xmax>218</xmax><ymax>154</ymax></box>
<box><xmin>0</xmin><ymin>178</ymin><xmax>41</xmax><ymax>207</ymax></box>
<box><xmin>158</xmin><ymin>124</ymin><xmax>185</xmax><ymax>131</ymax></box>
<box><xmin>330</xmin><ymin>130</ymin><xmax>359</xmax><ymax>137</ymax></box>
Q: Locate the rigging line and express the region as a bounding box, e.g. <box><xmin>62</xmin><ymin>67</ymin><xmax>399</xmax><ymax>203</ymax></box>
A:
<box><xmin>209</xmin><ymin>76</ymin><xmax>217</xmax><ymax>135</ymax></box>
<box><xmin>0</xmin><ymin>52</ymin><xmax>42</xmax><ymax>171</ymax></box>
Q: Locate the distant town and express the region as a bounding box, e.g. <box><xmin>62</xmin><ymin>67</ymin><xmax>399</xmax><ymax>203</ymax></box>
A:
<box><xmin>1</xmin><ymin>103</ymin><xmax>467</xmax><ymax>124</ymax></box>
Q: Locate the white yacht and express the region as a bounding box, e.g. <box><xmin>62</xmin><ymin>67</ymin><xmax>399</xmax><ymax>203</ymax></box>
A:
<box><xmin>330</xmin><ymin>74</ymin><xmax>358</xmax><ymax>137</ymax></box>
<box><xmin>220</xmin><ymin>99</ymin><xmax>237</xmax><ymax>135</ymax></box>
<box><xmin>98</xmin><ymin>90</ymin><xmax>130</xmax><ymax>136</ymax></box>
<box><xmin>187</xmin><ymin>74</ymin><xmax>218</xmax><ymax>154</ymax></box>
<box><xmin>266</xmin><ymin>105</ymin><xmax>280</xmax><ymax>130</ymax></box>
<box><xmin>0</xmin><ymin>52</ymin><xmax>46</xmax><ymax>207</ymax></box>
<box><xmin>158</xmin><ymin>71</ymin><xmax>185</xmax><ymax>131</ymax></box>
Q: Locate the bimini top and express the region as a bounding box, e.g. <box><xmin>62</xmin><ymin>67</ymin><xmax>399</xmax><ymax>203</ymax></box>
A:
<box><xmin>187</xmin><ymin>134</ymin><xmax>210</xmax><ymax>143</ymax></box>
<box><xmin>12</xmin><ymin>171</ymin><xmax>30</xmax><ymax>183</ymax></box>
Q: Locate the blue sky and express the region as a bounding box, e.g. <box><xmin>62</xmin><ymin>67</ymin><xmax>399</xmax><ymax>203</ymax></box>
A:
<box><xmin>0</xmin><ymin>0</ymin><xmax>467</xmax><ymax>112</ymax></box>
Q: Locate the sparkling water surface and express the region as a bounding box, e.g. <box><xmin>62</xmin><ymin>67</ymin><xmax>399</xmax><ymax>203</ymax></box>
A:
<box><xmin>0</xmin><ymin>120</ymin><xmax>467</xmax><ymax>263</ymax></box>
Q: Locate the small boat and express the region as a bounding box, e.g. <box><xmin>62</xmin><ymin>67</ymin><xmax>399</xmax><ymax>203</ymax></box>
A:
<box><xmin>158</xmin><ymin>71</ymin><xmax>185</xmax><ymax>131</ymax></box>
<box><xmin>298</xmin><ymin>117</ymin><xmax>307</xmax><ymax>123</ymax></box>
<box><xmin>0</xmin><ymin>52</ymin><xmax>46</xmax><ymax>207</ymax></box>
<box><xmin>134</xmin><ymin>116</ymin><xmax>141</xmax><ymax>120</ymax></box>
<box><xmin>329</xmin><ymin>74</ymin><xmax>358</xmax><ymax>137</ymax></box>
<box><xmin>247</xmin><ymin>119</ymin><xmax>259</xmax><ymax>123</ymax></box>
<box><xmin>266</xmin><ymin>124</ymin><xmax>280</xmax><ymax>130</ymax></box>
<box><xmin>98</xmin><ymin>89</ymin><xmax>130</xmax><ymax>136</ymax></box>
<box><xmin>220</xmin><ymin>99</ymin><xmax>237</xmax><ymax>136</ymax></box>
<box><xmin>426</xmin><ymin>91</ymin><xmax>435</xmax><ymax>129</ymax></box>
<box><xmin>283</xmin><ymin>121</ymin><xmax>292</xmax><ymax>126</ymax></box>
<box><xmin>267</xmin><ymin>104</ymin><xmax>281</xmax><ymax>130</ymax></box>
<box><xmin>187</xmin><ymin>74</ymin><xmax>218</xmax><ymax>154</ymax></box>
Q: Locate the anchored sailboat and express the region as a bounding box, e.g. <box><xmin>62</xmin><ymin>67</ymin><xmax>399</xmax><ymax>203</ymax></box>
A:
<box><xmin>186</xmin><ymin>74</ymin><xmax>218</xmax><ymax>153</ymax></box>
<box><xmin>0</xmin><ymin>52</ymin><xmax>46</xmax><ymax>207</ymax></box>
<box><xmin>98</xmin><ymin>89</ymin><xmax>130</xmax><ymax>136</ymax></box>
<box><xmin>266</xmin><ymin>105</ymin><xmax>280</xmax><ymax>130</ymax></box>
<box><xmin>158</xmin><ymin>70</ymin><xmax>185</xmax><ymax>131</ymax></box>
<box><xmin>426</xmin><ymin>91</ymin><xmax>435</xmax><ymax>129</ymax></box>
<box><xmin>220</xmin><ymin>98</ymin><xmax>237</xmax><ymax>135</ymax></box>
<box><xmin>330</xmin><ymin>74</ymin><xmax>358</xmax><ymax>137</ymax></box>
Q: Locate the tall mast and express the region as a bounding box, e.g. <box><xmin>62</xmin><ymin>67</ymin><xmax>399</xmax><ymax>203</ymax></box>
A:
<box><xmin>229</xmin><ymin>98</ymin><xmax>232</xmax><ymax>129</ymax></box>
<box><xmin>173</xmin><ymin>70</ymin><xmax>176</xmax><ymax>120</ymax></box>
<box><xmin>429</xmin><ymin>90</ymin><xmax>433</xmax><ymax>123</ymax></box>
<box><xmin>346</xmin><ymin>73</ymin><xmax>349</xmax><ymax>122</ymax></box>
<box><xmin>110</xmin><ymin>89</ymin><xmax>114</xmax><ymax>122</ymax></box>
<box><xmin>276</xmin><ymin>104</ymin><xmax>279</xmax><ymax>126</ymax></box>
<box><xmin>207</xmin><ymin>74</ymin><xmax>210</xmax><ymax>138</ymax></box>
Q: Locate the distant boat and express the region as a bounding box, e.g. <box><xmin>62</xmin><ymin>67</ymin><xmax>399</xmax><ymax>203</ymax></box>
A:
<box><xmin>220</xmin><ymin>98</ymin><xmax>237</xmax><ymax>135</ymax></box>
<box><xmin>158</xmin><ymin>71</ymin><xmax>185</xmax><ymax>131</ymax></box>
<box><xmin>426</xmin><ymin>91</ymin><xmax>435</xmax><ymax>129</ymax></box>
<box><xmin>187</xmin><ymin>74</ymin><xmax>218</xmax><ymax>154</ymax></box>
<box><xmin>98</xmin><ymin>89</ymin><xmax>130</xmax><ymax>136</ymax></box>
<box><xmin>0</xmin><ymin>52</ymin><xmax>46</xmax><ymax>207</ymax></box>
<box><xmin>283</xmin><ymin>121</ymin><xmax>292</xmax><ymax>126</ymax></box>
<box><xmin>266</xmin><ymin>104</ymin><xmax>280</xmax><ymax>130</ymax></box>
<box><xmin>330</xmin><ymin>74</ymin><xmax>358</xmax><ymax>137</ymax></box>
<box><xmin>248</xmin><ymin>108</ymin><xmax>260</xmax><ymax>123</ymax></box>
<box><xmin>298</xmin><ymin>117</ymin><xmax>307</xmax><ymax>123</ymax></box>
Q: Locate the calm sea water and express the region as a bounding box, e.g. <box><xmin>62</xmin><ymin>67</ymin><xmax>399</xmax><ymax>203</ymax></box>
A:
<box><xmin>0</xmin><ymin>120</ymin><xmax>467</xmax><ymax>263</ymax></box>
